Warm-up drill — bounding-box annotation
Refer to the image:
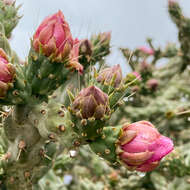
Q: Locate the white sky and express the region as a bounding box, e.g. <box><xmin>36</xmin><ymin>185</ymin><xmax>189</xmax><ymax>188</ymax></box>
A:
<box><xmin>11</xmin><ymin>0</ymin><xmax>190</xmax><ymax>72</ymax></box>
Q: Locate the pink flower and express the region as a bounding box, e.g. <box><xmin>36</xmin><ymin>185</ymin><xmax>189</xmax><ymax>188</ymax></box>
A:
<box><xmin>119</xmin><ymin>121</ymin><xmax>173</xmax><ymax>172</ymax></box>
<box><xmin>69</xmin><ymin>38</ymin><xmax>83</xmax><ymax>74</ymax></box>
<box><xmin>33</xmin><ymin>10</ymin><xmax>73</xmax><ymax>62</ymax></box>
<box><xmin>0</xmin><ymin>48</ymin><xmax>15</xmax><ymax>97</ymax></box>
<box><xmin>138</xmin><ymin>46</ymin><xmax>154</xmax><ymax>55</ymax></box>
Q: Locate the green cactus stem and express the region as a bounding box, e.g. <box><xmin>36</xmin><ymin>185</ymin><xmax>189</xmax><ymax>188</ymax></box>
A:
<box><xmin>1</xmin><ymin>101</ymin><xmax>79</xmax><ymax>189</ymax></box>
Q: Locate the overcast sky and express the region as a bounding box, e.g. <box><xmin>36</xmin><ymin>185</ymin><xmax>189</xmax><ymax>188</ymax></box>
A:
<box><xmin>11</xmin><ymin>0</ymin><xmax>190</xmax><ymax>72</ymax></box>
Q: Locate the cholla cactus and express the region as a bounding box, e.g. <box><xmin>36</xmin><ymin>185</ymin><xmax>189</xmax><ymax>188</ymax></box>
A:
<box><xmin>0</xmin><ymin>0</ymin><xmax>178</xmax><ymax>190</ymax></box>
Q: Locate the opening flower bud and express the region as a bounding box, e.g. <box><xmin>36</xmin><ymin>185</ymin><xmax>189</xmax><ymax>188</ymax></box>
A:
<box><xmin>33</xmin><ymin>10</ymin><xmax>73</xmax><ymax>62</ymax></box>
<box><xmin>71</xmin><ymin>86</ymin><xmax>110</xmax><ymax>119</ymax></box>
<box><xmin>119</xmin><ymin>121</ymin><xmax>173</xmax><ymax>172</ymax></box>
<box><xmin>0</xmin><ymin>48</ymin><xmax>15</xmax><ymax>97</ymax></box>
<box><xmin>97</xmin><ymin>65</ymin><xmax>122</xmax><ymax>88</ymax></box>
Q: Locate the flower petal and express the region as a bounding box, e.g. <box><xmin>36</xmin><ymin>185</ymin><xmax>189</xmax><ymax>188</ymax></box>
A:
<box><xmin>137</xmin><ymin>161</ymin><xmax>159</xmax><ymax>172</ymax></box>
<box><xmin>147</xmin><ymin>135</ymin><xmax>174</xmax><ymax>163</ymax></box>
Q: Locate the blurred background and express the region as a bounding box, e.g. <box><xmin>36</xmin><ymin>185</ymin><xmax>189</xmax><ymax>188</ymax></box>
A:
<box><xmin>12</xmin><ymin>0</ymin><xmax>190</xmax><ymax>72</ymax></box>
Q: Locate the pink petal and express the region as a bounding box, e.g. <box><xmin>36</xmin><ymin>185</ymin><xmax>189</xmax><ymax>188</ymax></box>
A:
<box><xmin>121</xmin><ymin>151</ymin><xmax>153</xmax><ymax>166</ymax></box>
<box><xmin>43</xmin><ymin>37</ymin><xmax>57</xmax><ymax>57</ymax></box>
<box><xmin>136</xmin><ymin>161</ymin><xmax>160</xmax><ymax>172</ymax></box>
<box><xmin>147</xmin><ymin>135</ymin><xmax>174</xmax><ymax>163</ymax></box>
<box><xmin>39</xmin><ymin>23</ymin><xmax>54</xmax><ymax>45</ymax></box>
<box><xmin>0</xmin><ymin>57</ymin><xmax>8</xmax><ymax>64</ymax></box>
<box><xmin>53</xmin><ymin>22</ymin><xmax>66</xmax><ymax>48</ymax></box>
<box><xmin>34</xmin><ymin>13</ymin><xmax>58</xmax><ymax>38</ymax></box>
<box><xmin>122</xmin><ymin>140</ymin><xmax>148</xmax><ymax>153</ymax></box>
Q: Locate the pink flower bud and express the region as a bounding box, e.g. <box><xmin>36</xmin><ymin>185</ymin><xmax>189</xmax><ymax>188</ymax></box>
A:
<box><xmin>131</xmin><ymin>72</ymin><xmax>142</xmax><ymax>81</ymax></box>
<box><xmin>0</xmin><ymin>48</ymin><xmax>15</xmax><ymax>97</ymax></box>
<box><xmin>138</xmin><ymin>46</ymin><xmax>154</xmax><ymax>55</ymax></box>
<box><xmin>72</xmin><ymin>86</ymin><xmax>110</xmax><ymax>119</ymax></box>
<box><xmin>147</xmin><ymin>79</ymin><xmax>159</xmax><ymax>91</ymax></box>
<box><xmin>33</xmin><ymin>10</ymin><xmax>73</xmax><ymax>62</ymax></box>
<box><xmin>97</xmin><ymin>65</ymin><xmax>122</xmax><ymax>88</ymax></box>
<box><xmin>69</xmin><ymin>38</ymin><xmax>83</xmax><ymax>74</ymax></box>
<box><xmin>119</xmin><ymin>121</ymin><xmax>173</xmax><ymax>172</ymax></box>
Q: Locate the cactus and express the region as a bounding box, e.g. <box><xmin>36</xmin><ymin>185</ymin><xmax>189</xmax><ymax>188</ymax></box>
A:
<box><xmin>3</xmin><ymin>0</ymin><xmax>190</xmax><ymax>189</ymax></box>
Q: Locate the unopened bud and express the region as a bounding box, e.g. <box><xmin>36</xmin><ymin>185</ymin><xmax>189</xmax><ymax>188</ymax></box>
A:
<box><xmin>97</xmin><ymin>65</ymin><xmax>122</xmax><ymax>88</ymax></box>
<box><xmin>71</xmin><ymin>86</ymin><xmax>110</xmax><ymax>119</ymax></box>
